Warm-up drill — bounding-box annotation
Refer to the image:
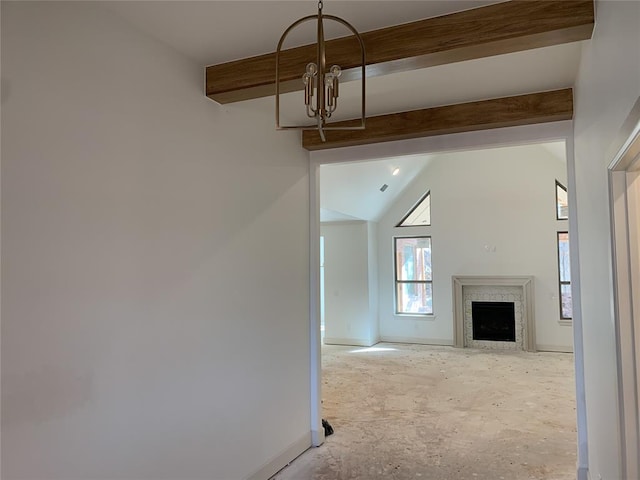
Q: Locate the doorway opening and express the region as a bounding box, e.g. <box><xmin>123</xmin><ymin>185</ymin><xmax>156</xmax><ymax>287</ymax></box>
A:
<box><xmin>305</xmin><ymin>124</ymin><xmax>582</xmax><ymax>478</ymax></box>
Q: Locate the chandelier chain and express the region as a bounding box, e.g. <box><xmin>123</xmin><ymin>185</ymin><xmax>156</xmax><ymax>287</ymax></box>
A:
<box><xmin>318</xmin><ymin>0</ymin><xmax>323</xmax><ymax>11</ymax></box>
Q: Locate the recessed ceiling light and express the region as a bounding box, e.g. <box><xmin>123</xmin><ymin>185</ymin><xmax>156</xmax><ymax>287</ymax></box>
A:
<box><xmin>392</xmin><ymin>168</ymin><xmax>400</xmax><ymax>176</ymax></box>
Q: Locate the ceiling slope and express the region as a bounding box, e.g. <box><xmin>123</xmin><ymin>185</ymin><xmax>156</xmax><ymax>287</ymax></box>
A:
<box><xmin>205</xmin><ymin>0</ymin><xmax>594</xmax><ymax>104</ymax></box>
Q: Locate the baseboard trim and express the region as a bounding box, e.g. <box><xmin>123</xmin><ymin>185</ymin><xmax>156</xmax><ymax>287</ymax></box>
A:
<box><xmin>323</xmin><ymin>337</ymin><xmax>373</xmax><ymax>347</ymax></box>
<box><xmin>537</xmin><ymin>344</ymin><xmax>574</xmax><ymax>353</ymax></box>
<box><xmin>379</xmin><ymin>336</ymin><xmax>454</xmax><ymax>346</ymax></box>
<box><xmin>246</xmin><ymin>432</ymin><xmax>311</xmax><ymax>480</ymax></box>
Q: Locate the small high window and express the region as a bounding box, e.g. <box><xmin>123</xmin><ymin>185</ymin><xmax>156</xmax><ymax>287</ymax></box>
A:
<box><xmin>394</xmin><ymin>236</ymin><xmax>433</xmax><ymax>315</ymax></box>
<box><xmin>556</xmin><ymin>181</ymin><xmax>568</xmax><ymax>220</ymax></box>
<box><xmin>397</xmin><ymin>191</ymin><xmax>431</xmax><ymax>227</ymax></box>
<box><xmin>557</xmin><ymin>232</ymin><xmax>572</xmax><ymax>320</ymax></box>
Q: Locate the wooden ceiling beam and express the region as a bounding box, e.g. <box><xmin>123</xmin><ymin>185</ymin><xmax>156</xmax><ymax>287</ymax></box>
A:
<box><xmin>301</xmin><ymin>89</ymin><xmax>573</xmax><ymax>151</ymax></box>
<box><xmin>205</xmin><ymin>1</ymin><xmax>593</xmax><ymax>104</ymax></box>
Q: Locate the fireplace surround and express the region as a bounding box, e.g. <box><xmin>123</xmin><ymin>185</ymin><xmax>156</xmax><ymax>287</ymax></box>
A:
<box><xmin>452</xmin><ymin>276</ymin><xmax>536</xmax><ymax>352</ymax></box>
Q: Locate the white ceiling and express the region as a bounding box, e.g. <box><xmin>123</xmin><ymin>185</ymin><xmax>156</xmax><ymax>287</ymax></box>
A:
<box><xmin>320</xmin><ymin>141</ymin><xmax>567</xmax><ymax>222</ymax></box>
<box><xmin>277</xmin><ymin>41</ymin><xmax>582</xmax><ymax>124</ymax></box>
<box><xmin>320</xmin><ymin>154</ymin><xmax>433</xmax><ymax>222</ymax></box>
<box><xmin>103</xmin><ymin>1</ymin><xmax>584</xmax><ymax>123</ymax></box>
<box><xmin>103</xmin><ymin>1</ymin><xmax>502</xmax><ymax>66</ymax></box>
<box><xmin>100</xmin><ymin>2</ymin><xmax>580</xmax><ymax>223</ymax></box>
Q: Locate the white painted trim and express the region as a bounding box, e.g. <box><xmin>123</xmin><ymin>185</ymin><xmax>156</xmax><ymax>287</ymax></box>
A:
<box><xmin>607</xmin><ymin>97</ymin><xmax>640</xmax><ymax>171</ymax></box>
<box><xmin>245</xmin><ymin>433</ymin><xmax>311</xmax><ymax>480</ymax></box>
<box><xmin>394</xmin><ymin>314</ymin><xmax>437</xmax><ymax>321</ymax></box>
<box><xmin>578</xmin><ymin>465</ymin><xmax>589</xmax><ymax>480</ymax></box>
<box><xmin>452</xmin><ymin>275</ymin><xmax>536</xmax><ymax>352</ymax></box>
<box><xmin>320</xmin><ymin>220</ymin><xmax>367</xmax><ymax>226</ymax></box>
<box><xmin>309</xmin><ymin>160</ymin><xmax>324</xmax><ymax>449</ymax></box>
<box><xmin>608</xmin><ymin>102</ymin><xmax>640</xmax><ymax>480</ymax></box>
<box><xmin>379</xmin><ymin>336</ymin><xmax>453</xmax><ymax>346</ymax></box>
<box><xmin>566</xmin><ymin>131</ymin><xmax>589</xmax><ymax>475</ymax></box>
<box><xmin>558</xmin><ymin>319</ymin><xmax>573</xmax><ymax>327</ymax></box>
<box><xmin>310</xmin><ymin>429</ymin><xmax>323</xmax><ymax>448</ymax></box>
<box><xmin>323</xmin><ymin>337</ymin><xmax>375</xmax><ymax>347</ymax></box>
<box><xmin>537</xmin><ymin>344</ymin><xmax>573</xmax><ymax>353</ymax></box>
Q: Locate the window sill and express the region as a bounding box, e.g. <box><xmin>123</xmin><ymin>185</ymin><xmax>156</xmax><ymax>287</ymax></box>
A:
<box><xmin>558</xmin><ymin>319</ymin><xmax>572</xmax><ymax>326</ymax></box>
<box><xmin>395</xmin><ymin>313</ymin><xmax>437</xmax><ymax>320</ymax></box>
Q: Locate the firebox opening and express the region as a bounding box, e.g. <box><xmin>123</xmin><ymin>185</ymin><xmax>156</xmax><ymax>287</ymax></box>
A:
<box><xmin>472</xmin><ymin>301</ymin><xmax>516</xmax><ymax>342</ymax></box>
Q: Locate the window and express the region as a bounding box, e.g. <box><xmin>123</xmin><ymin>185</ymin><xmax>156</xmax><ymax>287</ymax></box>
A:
<box><xmin>557</xmin><ymin>232</ymin><xmax>572</xmax><ymax>319</ymax></box>
<box><xmin>556</xmin><ymin>181</ymin><xmax>568</xmax><ymax>220</ymax></box>
<box><xmin>394</xmin><ymin>236</ymin><xmax>432</xmax><ymax>314</ymax></box>
<box><xmin>397</xmin><ymin>191</ymin><xmax>431</xmax><ymax>227</ymax></box>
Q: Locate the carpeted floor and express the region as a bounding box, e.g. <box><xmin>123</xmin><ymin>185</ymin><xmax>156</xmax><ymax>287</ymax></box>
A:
<box><xmin>272</xmin><ymin>343</ymin><xmax>577</xmax><ymax>480</ymax></box>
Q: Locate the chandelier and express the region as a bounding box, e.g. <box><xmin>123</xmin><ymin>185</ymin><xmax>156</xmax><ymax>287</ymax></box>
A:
<box><xmin>275</xmin><ymin>0</ymin><xmax>366</xmax><ymax>142</ymax></box>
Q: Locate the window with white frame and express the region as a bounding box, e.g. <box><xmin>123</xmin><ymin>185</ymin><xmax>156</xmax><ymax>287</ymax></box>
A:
<box><xmin>394</xmin><ymin>236</ymin><xmax>433</xmax><ymax>314</ymax></box>
<box><xmin>397</xmin><ymin>191</ymin><xmax>431</xmax><ymax>227</ymax></box>
<box><xmin>556</xmin><ymin>181</ymin><xmax>568</xmax><ymax>220</ymax></box>
<box><xmin>557</xmin><ymin>231</ymin><xmax>572</xmax><ymax>320</ymax></box>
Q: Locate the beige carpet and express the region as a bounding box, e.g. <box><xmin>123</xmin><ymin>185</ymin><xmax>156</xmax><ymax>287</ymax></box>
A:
<box><xmin>273</xmin><ymin>343</ymin><xmax>577</xmax><ymax>480</ymax></box>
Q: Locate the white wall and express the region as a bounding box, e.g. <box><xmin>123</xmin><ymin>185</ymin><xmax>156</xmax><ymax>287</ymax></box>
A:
<box><xmin>367</xmin><ymin>221</ymin><xmax>380</xmax><ymax>343</ymax></box>
<box><xmin>321</xmin><ymin>221</ymin><xmax>378</xmax><ymax>346</ymax></box>
<box><xmin>1</xmin><ymin>3</ymin><xmax>310</xmax><ymax>479</ymax></box>
<box><xmin>572</xmin><ymin>1</ymin><xmax>640</xmax><ymax>478</ymax></box>
<box><xmin>377</xmin><ymin>144</ymin><xmax>573</xmax><ymax>351</ymax></box>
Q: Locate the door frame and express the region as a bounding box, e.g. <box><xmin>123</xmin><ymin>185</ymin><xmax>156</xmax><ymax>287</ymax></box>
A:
<box><xmin>308</xmin><ymin>120</ymin><xmax>589</xmax><ymax>478</ymax></box>
<box><xmin>608</xmin><ymin>97</ymin><xmax>640</xmax><ymax>480</ymax></box>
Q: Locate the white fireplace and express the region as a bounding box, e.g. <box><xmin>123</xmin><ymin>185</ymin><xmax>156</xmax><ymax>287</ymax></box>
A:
<box><xmin>452</xmin><ymin>276</ymin><xmax>536</xmax><ymax>352</ymax></box>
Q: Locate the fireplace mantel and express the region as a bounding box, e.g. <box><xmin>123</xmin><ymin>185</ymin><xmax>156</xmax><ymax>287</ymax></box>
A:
<box><xmin>452</xmin><ymin>275</ymin><xmax>536</xmax><ymax>352</ymax></box>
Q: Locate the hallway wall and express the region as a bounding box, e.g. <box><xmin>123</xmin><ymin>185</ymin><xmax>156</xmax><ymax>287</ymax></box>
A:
<box><xmin>321</xmin><ymin>221</ymin><xmax>378</xmax><ymax>346</ymax></box>
<box><xmin>1</xmin><ymin>3</ymin><xmax>310</xmax><ymax>479</ymax></box>
<box><xmin>572</xmin><ymin>0</ymin><xmax>640</xmax><ymax>478</ymax></box>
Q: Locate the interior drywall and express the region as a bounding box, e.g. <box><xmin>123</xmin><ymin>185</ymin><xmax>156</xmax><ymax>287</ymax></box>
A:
<box><xmin>572</xmin><ymin>1</ymin><xmax>640</xmax><ymax>478</ymax></box>
<box><xmin>367</xmin><ymin>221</ymin><xmax>380</xmax><ymax>343</ymax></box>
<box><xmin>376</xmin><ymin>144</ymin><xmax>573</xmax><ymax>351</ymax></box>
<box><xmin>1</xmin><ymin>3</ymin><xmax>310</xmax><ymax>479</ymax></box>
<box><xmin>321</xmin><ymin>221</ymin><xmax>378</xmax><ymax>346</ymax></box>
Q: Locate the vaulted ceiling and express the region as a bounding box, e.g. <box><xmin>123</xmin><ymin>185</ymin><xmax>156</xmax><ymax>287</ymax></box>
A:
<box><xmin>104</xmin><ymin>1</ymin><xmax>504</xmax><ymax>66</ymax></box>
<box><xmin>104</xmin><ymin>1</ymin><xmax>593</xmax><ymax>148</ymax></box>
<box><xmin>102</xmin><ymin>1</ymin><xmax>591</xmax><ymax>220</ymax></box>
<box><xmin>319</xmin><ymin>140</ymin><xmax>567</xmax><ymax>223</ymax></box>
<box><xmin>199</xmin><ymin>0</ymin><xmax>592</xmax><ymax>150</ymax></box>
